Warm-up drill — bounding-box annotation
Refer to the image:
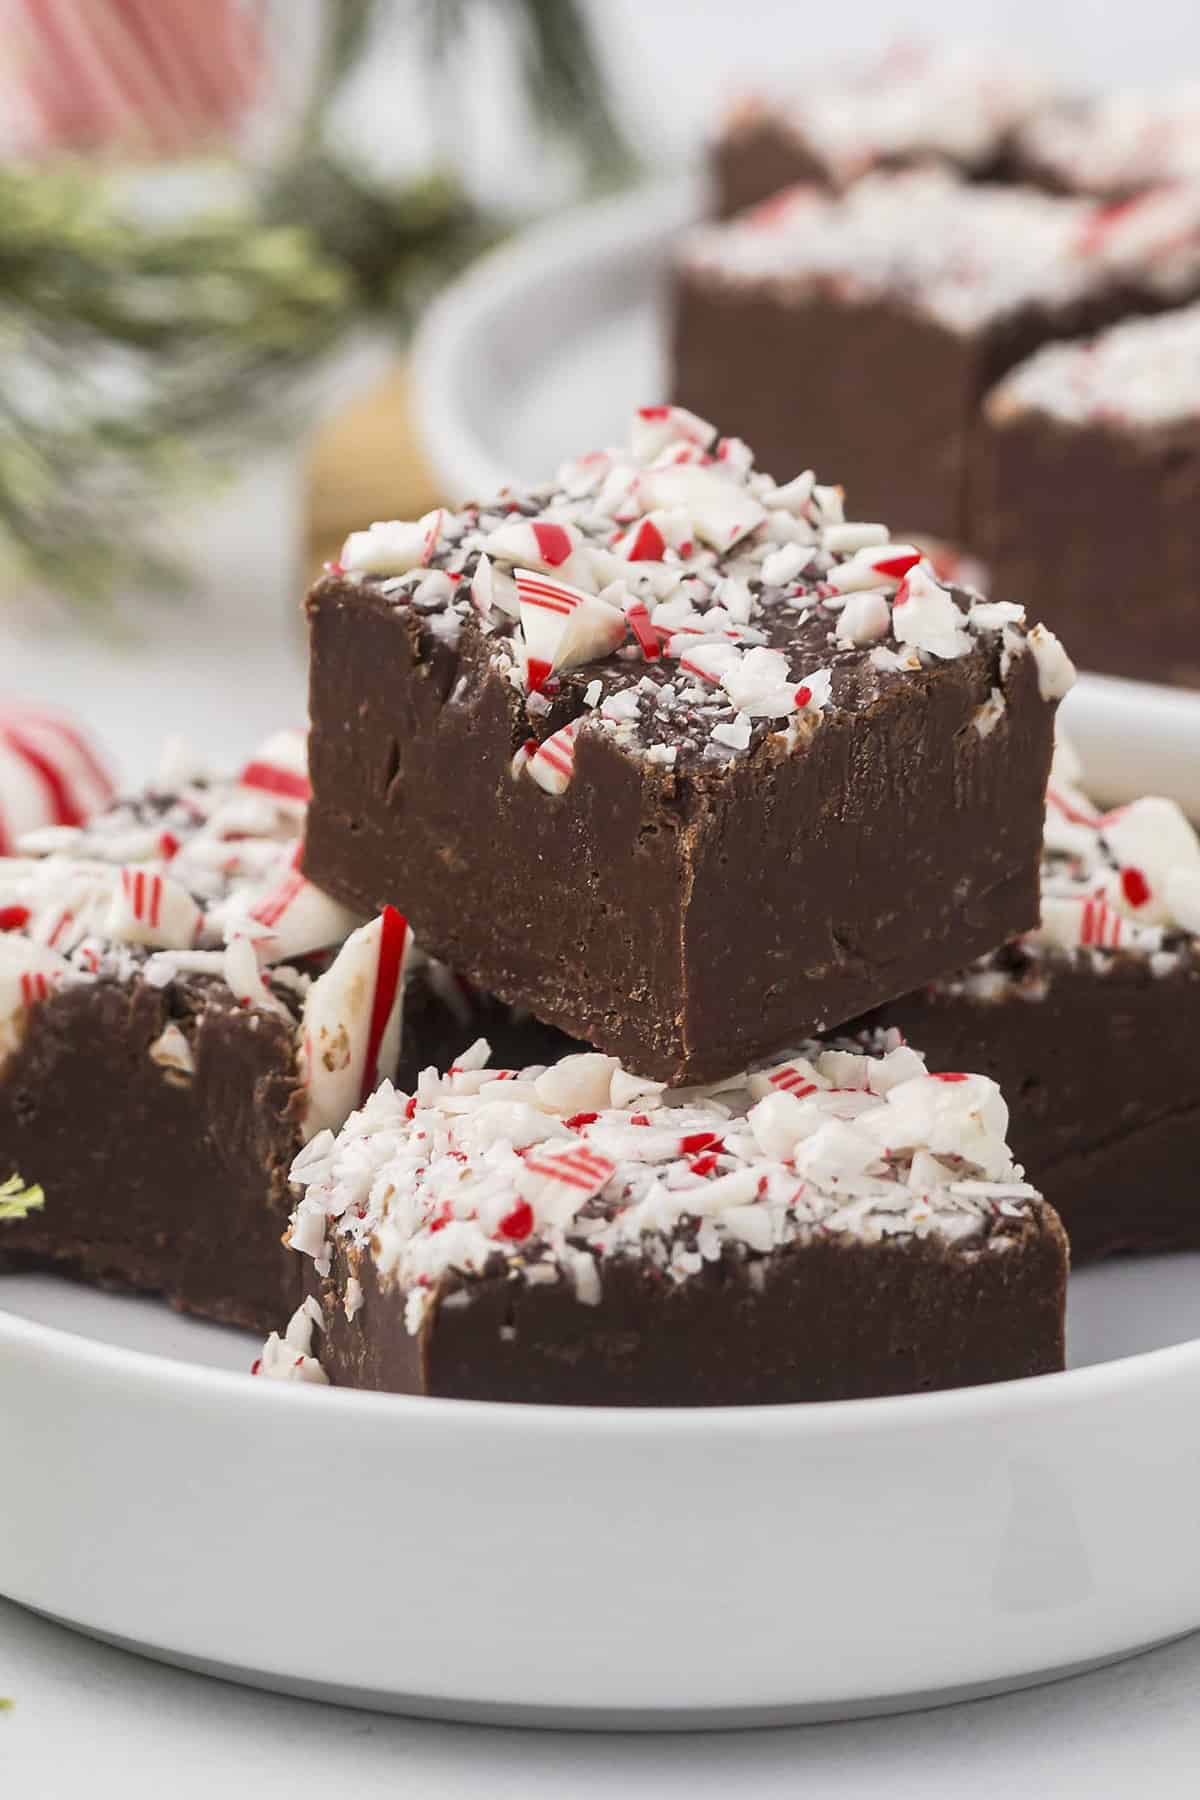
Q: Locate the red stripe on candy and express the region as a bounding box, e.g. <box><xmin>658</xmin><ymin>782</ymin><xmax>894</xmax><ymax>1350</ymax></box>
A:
<box><xmin>0</xmin><ymin>906</ymin><xmax>31</xmax><ymax>931</ymax></box>
<box><xmin>240</xmin><ymin>761</ymin><xmax>311</xmax><ymax>804</ymax></box>
<box><xmin>626</xmin><ymin>600</ymin><xmax>661</xmax><ymax>661</ymax></box>
<box><xmin>359</xmin><ymin>905</ymin><xmax>408</xmax><ymax>1104</ymax></box>
<box><xmin>2</xmin><ymin>725</ymin><xmax>88</xmax><ymax>829</ymax></box>
<box><xmin>531</xmin><ymin>523</ymin><xmax>574</xmax><ymax>566</ymax></box>
<box><xmin>1121</xmin><ymin>867</ymin><xmax>1150</xmax><ymax>909</ymax></box>
<box><xmin>873</xmin><ymin>552</ymin><xmax>922</xmax><ymax>579</ymax></box>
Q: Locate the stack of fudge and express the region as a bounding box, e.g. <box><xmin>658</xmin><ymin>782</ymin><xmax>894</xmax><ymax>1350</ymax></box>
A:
<box><xmin>252</xmin><ymin>404</ymin><xmax>1087</xmax><ymax>1404</ymax></box>
<box><xmin>683</xmin><ymin>45</ymin><xmax>1200</xmax><ymax>686</ymax></box>
<box><xmin>5</xmin><ymin>408</ymin><xmax>1198</xmax><ymax>1405</ymax></box>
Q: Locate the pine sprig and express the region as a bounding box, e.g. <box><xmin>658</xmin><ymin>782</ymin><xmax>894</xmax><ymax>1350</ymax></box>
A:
<box><xmin>0</xmin><ymin>0</ymin><xmax>632</xmax><ymax>617</ymax></box>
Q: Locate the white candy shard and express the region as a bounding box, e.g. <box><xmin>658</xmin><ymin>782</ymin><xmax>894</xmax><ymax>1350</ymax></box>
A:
<box><xmin>256</xmin><ymin>1296</ymin><xmax>328</xmax><ymax>1385</ymax></box>
<box><xmin>721</xmin><ymin>646</ymin><xmax>802</xmax><ymax>717</ymax></box>
<box><xmin>341</xmin><ymin>518</ymin><xmax>427</xmax><ymax>576</ymax></box>
<box><xmin>836</xmin><ymin>590</ymin><xmax>892</xmax><ymax>647</ymax></box>
<box><xmin>641</xmin><ymin>464</ymin><xmax>766</xmax><ymax>550</ymax></box>
<box><xmin>629</xmin><ymin>404</ymin><xmax>715</xmax><ymax>461</ymax></box>
<box><xmin>1027</xmin><ymin>624</ymin><xmax>1077</xmax><ymax>701</ymax></box>
<box><xmin>892</xmin><ymin>563</ymin><xmax>972</xmax><ymax>660</ymax></box>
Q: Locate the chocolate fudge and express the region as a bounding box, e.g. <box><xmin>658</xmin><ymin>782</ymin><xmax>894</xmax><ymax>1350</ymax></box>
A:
<box><xmin>1014</xmin><ymin>84</ymin><xmax>1200</xmax><ymax>200</ymax></box>
<box><xmin>261</xmin><ymin>1034</ymin><xmax>1067</xmax><ymax>1404</ymax></box>
<box><xmin>971</xmin><ymin>302</ymin><xmax>1200</xmax><ymax>687</ymax></box>
<box><xmin>860</xmin><ymin>741</ymin><xmax>1200</xmax><ymax>1261</ymax></box>
<box><xmin>672</xmin><ymin>169</ymin><xmax>1200</xmax><ymax>540</ymax></box>
<box><xmin>0</xmin><ymin>733</ymin><xmax>418</xmax><ymax>1332</ymax></box>
<box><xmin>713</xmin><ymin>41</ymin><xmax>1046</xmax><ymax>217</ymax></box>
<box><xmin>304</xmin><ymin>407</ymin><xmax>1072</xmax><ymax>1085</ymax></box>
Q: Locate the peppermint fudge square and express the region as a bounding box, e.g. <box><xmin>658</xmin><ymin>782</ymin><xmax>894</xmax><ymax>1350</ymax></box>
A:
<box><xmin>0</xmin><ymin>732</ymin><xmax>414</xmax><ymax>1330</ymax></box>
<box><xmin>712</xmin><ymin>40</ymin><xmax>1047</xmax><ymax>217</ymax></box>
<box><xmin>971</xmin><ymin>303</ymin><xmax>1200</xmax><ymax>688</ymax></box>
<box><xmin>862</xmin><ymin>740</ymin><xmax>1200</xmax><ymax>1262</ymax></box>
<box><xmin>261</xmin><ymin>1033</ymin><xmax>1068</xmax><ymax>1405</ymax></box>
<box><xmin>672</xmin><ymin>170</ymin><xmax>1200</xmax><ymax>540</ymax></box>
<box><xmin>303</xmin><ymin>406</ymin><xmax>1073</xmax><ymax>1085</ymax></box>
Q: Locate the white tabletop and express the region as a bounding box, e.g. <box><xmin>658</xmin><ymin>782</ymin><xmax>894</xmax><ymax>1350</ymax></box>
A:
<box><xmin>2</xmin><ymin>1597</ymin><xmax>1199</xmax><ymax>1798</ymax></box>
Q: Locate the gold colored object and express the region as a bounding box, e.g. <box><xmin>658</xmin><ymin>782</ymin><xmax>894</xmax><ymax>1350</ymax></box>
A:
<box><xmin>304</xmin><ymin>363</ymin><xmax>443</xmax><ymax>581</ymax></box>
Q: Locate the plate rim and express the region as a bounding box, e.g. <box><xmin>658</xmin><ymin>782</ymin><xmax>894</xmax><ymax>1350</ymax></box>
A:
<box><xmin>4</xmin><ymin>1282</ymin><xmax>1200</xmax><ymax>1436</ymax></box>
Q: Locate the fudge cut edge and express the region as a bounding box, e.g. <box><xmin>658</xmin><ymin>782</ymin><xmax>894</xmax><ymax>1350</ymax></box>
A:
<box><xmin>311</xmin><ymin>1217</ymin><xmax>1068</xmax><ymax>1407</ymax></box>
<box><xmin>304</xmin><ymin>577</ymin><xmax>1053</xmax><ymax>1084</ymax></box>
<box><xmin>970</xmin><ymin>400</ymin><xmax>1200</xmax><ymax>688</ymax></box>
<box><xmin>0</xmin><ymin>973</ymin><xmax>304</xmax><ymax>1333</ymax></box>
<box><xmin>860</xmin><ymin>952</ymin><xmax>1200</xmax><ymax>1262</ymax></box>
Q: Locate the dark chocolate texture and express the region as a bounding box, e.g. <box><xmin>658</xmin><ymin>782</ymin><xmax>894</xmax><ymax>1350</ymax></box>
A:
<box><xmin>304</xmin><ymin>573</ymin><xmax>1055</xmax><ymax>1084</ymax></box>
<box><xmin>311</xmin><ymin>1215</ymin><xmax>1068</xmax><ymax>1406</ymax></box>
<box><xmin>861</xmin><ymin>950</ymin><xmax>1200</xmax><ymax>1262</ymax></box>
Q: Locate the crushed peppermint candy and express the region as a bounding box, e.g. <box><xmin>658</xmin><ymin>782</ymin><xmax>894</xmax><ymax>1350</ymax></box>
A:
<box><xmin>719</xmin><ymin>42</ymin><xmax>1047</xmax><ymax>190</ymax></box>
<box><xmin>254</xmin><ymin>1294</ymin><xmax>328</xmax><ymax>1385</ymax></box>
<box><xmin>937</xmin><ymin>737</ymin><xmax>1200</xmax><ymax>997</ymax></box>
<box><xmin>0</xmin><ymin>733</ymin><xmax>415</xmax><ymax>1138</ymax></box>
<box><xmin>323</xmin><ymin>407</ymin><xmax>1058</xmax><ymax>793</ymax></box>
<box><xmin>680</xmin><ymin>167</ymin><xmax>1200</xmax><ymax>334</ymax></box>
<box><xmin>986</xmin><ymin>300</ymin><xmax>1200</xmax><ymax>430</ymax></box>
<box><xmin>281</xmin><ymin>1033</ymin><xmax>1043</xmax><ymax>1331</ymax></box>
<box><xmin>1015</xmin><ymin>83</ymin><xmax>1200</xmax><ymax>201</ymax></box>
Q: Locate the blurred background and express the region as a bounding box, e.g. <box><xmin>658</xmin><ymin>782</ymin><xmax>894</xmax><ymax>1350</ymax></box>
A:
<box><xmin>1</xmin><ymin>0</ymin><xmax>1198</xmax><ymax>782</ymax></box>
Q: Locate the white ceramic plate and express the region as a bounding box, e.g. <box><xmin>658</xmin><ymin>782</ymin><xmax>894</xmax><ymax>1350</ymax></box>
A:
<box><xmin>3</xmin><ymin>1257</ymin><xmax>1200</xmax><ymax>1725</ymax></box>
<box><xmin>4</xmin><ymin>193</ymin><xmax>1200</xmax><ymax>1727</ymax></box>
<box><xmin>410</xmin><ymin>178</ymin><xmax>1200</xmax><ymax>817</ymax></box>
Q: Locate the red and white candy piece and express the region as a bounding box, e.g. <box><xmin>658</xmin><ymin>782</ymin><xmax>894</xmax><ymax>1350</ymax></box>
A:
<box><xmin>0</xmin><ymin>705</ymin><xmax>114</xmax><ymax>856</ymax></box>
<box><xmin>105</xmin><ymin>867</ymin><xmax>203</xmax><ymax>950</ymax></box>
<box><xmin>515</xmin><ymin>570</ymin><xmax>625</xmax><ymax>692</ymax></box>
<box><xmin>245</xmin><ymin>847</ymin><xmax>364</xmax><ymax>962</ymax></box>
<box><xmin>483</xmin><ymin>519</ymin><xmax>583</xmax><ymax>575</ymax></box>
<box><xmin>469</xmin><ymin>554</ymin><xmax>520</xmax><ymax>622</ymax></box>
<box><xmin>1031</xmin><ymin>895</ymin><xmax>1149</xmax><ymax>953</ymax></box>
<box><xmin>826</xmin><ymin>544</ymin><xmax>923</xmax><ymax>594</ymax></box>
<box><xmin>238</xmin><ymin>730</ymin><xmax>310</xmax><ymax>813</ymax></box>
<box><xmin>301</xmin><ymin>906</ymin><xmax>411</xmax><ymax>1137</ymax></box>
<box><xmin>525</xmin><ymin>722</ymin><xmax>580</xmax><ymax>796</ymax></box>
<box><xmin>611</xmin><ymin>509</ymin><xmax>689</xmax><ymax>563</ymax></box>
<box><xmin>629</xmin><ymin>405</ymin><xmax>715</xmax><ymax>462</ymax></box>
<box><xmin>1100</xmin><ymin>796</ymin><xmax>1200</xmax><ymax>927</ymax></box>
<box><xmin>720</xmin><ymin>646</ymin><xmax>804</xmax><ymax>717</ymax></box>
<box><xmin>521</xmin><ymin>1142</ymin><xmax>616</xmax><ymax>1225</ymax></box>
<box><xmin>0</xmin><ymin>935</ymin><xmax>68</xmax><ymax>1068</ymax></box>
<box><xmin>678</xmin><ymin>641</ymin><xmax>741</xmax><ymax>686</ymax></box>
<box><xmin>623</xmin><ymin>598</ymin><xmax>661</xmax><ymax>662</ymax></box>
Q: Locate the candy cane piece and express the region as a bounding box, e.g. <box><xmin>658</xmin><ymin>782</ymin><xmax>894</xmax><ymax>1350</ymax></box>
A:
<box><xmin>301</xmin><ymin>907</ymin><xmax>412</xmax><ymax>1138</ymax></box>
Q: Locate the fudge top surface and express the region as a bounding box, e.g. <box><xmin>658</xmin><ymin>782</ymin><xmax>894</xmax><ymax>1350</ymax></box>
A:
<box><xmin>322</xmin><ymin>407</ymin><xmax>1071</xmax><ymax>789</ymax></box>
<box><xmin>285</xmin><ymin>1032</ymin><xmax>1045</xmax><ymax>1336</ymax></box>
<box><xmin>0</xmin><ymin>731</ymin><xmax>409</xmax><ymax>1140</ymax></box>
<box><xmin>718</xmin><ymin>40</ymin><xmax>1047</xmax><ymax>183</ymax></box>
<box><xmin>1016</xmin><ymin>83</ymin><xmax>1200</xmax><ymax>198</ymax></box>
<box><xmin>678</xmin><ymin>168</ymin><xmax>1200</xmax><ymax>331</ymax></box>
<box><xmin>937</xmin><ymin>738</ymin><xmax>1200</xmax><ymax>1001</ymax></box>
<box><xmin>986</xmin><ymin>300</ymin><xmax>1200</xmax><ymax>431</ymax></box>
